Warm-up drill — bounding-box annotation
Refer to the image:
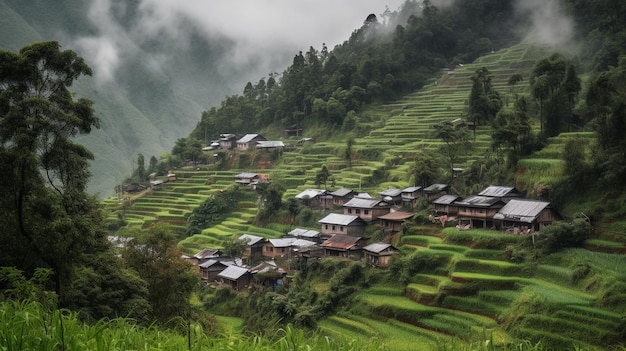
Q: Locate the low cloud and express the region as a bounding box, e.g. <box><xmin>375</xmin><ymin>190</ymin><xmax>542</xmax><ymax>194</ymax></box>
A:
<box><xmin>516</xmin><ymin>0</ymin><xmax>575</xmax><ymax>51</ymax></box>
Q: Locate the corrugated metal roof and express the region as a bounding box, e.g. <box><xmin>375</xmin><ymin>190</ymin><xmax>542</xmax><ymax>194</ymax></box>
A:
<box><xmin>268</xmin><ymin>238</ymin><xmax>315</xmax><ymax>248</ymax></box>
<box><xmin>402</xmin><ymin>186</ymin><xmax>421</xmax><ymax>193</ymax></box>
<box><xmin>432</xmin><ymin>194</ymin><xmax>460</xmax><ymax>205</ymax></box>
<box><xmin>321</xmin><ymin>234</ymin><xmax>362</xmax><ymax>249</ymax></box>
<box><xmin>330</xmin><ymin>188</ymin><xmax>354</xmax><ymax>197</ymax></box>
<box><xmin>319</xmin><ymin>213</ymin><xmax>363</xmax><ymax>226</ymax></box>
<box><xmin>237</xmin><ymin>134</ymin><xmax>265</xmax><ymax>143</ymax></box>
<box><xmin>363</xmin><ymin>242</ymin><xmax>393</xmax><ymax>253</ymax></box>
<box><xmin>478</xmin><ymin>185</ymin><xmax>520</xmax><ymax>197</ymax></box>
<box><xmin>287</xmin><ymin>228</ymin><xmax>320</xmax><ymax>238</ymax></box>
<box><xmin>454</xmin><ymin>195</ymin><xmax>502</xmax><ymax>207</ymax></box>
<box><xmin>194</xmin><ymin>248</ymin><xmax>221</xmax><ymax>259</ymax></box>
<box><xmin>238</xmin><ymin>234</ymin><xmax>265</xmax><ymax>246</ymax></box>
<box><xmin>379</xmin><ymin>188</ymin><xmax>402</xmax><ymax>197</ymax></box>
<box><xmin>493</xmin><ymin>199</ymin><xmax>550</xmax><ymax>223</ymax></box>
<box><xmin>295</xmin><ymin>189</ymin><xmax>326</xmax><ymax>199</ymax></box>
<box><xmin>235</xmin><ymin>172</ymin><xmax>258</xmax><ymax>179</ymax></box>
<box><xmin>343</xmin><ymin>197</ymin><xmax>388</xmax><ymax>209</ymax></box>
<box><xmin>218</xmin><ymin>265</ymin><xmax>249</xmax><ymax>280</ymax></box>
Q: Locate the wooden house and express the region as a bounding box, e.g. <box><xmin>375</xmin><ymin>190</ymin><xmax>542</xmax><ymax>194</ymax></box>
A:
<box><xmin>423</xmin><ymin>183</ymin><xmax>449</xmax><ymax>201</ymax></box>
<box><xmin>219</xmin><ymin>134</ymin><xmax>237</xmax><ymax>149</ymax></box>
<box><xmin>454</xmin><ymin>195</ymin><xmax>505</xmax><ymax>229</ymax></box>
<box><xmin>330</xmin><ymin>188</ymin><xmax>356</xmax><ymax>207</ymax></box>
<box><xmin>432</xmin><ymin>195</ymin><xmax>461</xmax><ymax>216</ymax></box>
<box><xmin>378</xmin><ymin>211</ymin><xmax>414</xmax><ymax>233</ymax></box>
<box><xmin>236</xmin><ymin>134</ymin><xmax>267</xmax><ymax>151</ymax></box>
<box><xmin>262</xmin><ymin>238</ymin><xmax>316</xmax><ymax>259</ymax></box>
<box><xmin>379</xmin><ymin>188</ymin><xmax>402</xmax><ymax>205</ymax></box>
<box><xmin>198</xmin><ymin>259</ymin><xmax>231</xmax><ymax>282</ymax></box>
<box><xmin>249</xmin><ymin>260</ymin><xmax>286</xmax><ymax>287</ymax></box>
<box><xmin>342</xmin><ymin>197</ymin><xmax>391</xmax><ymax>222</ymax></box>
<box><xmin>319</xmin><ymin>213</ymin><xmax>367</xmax><ymax>237</ymax></box>
<box><xmin>362</xmin><ymin>242</ymin><xmax>399</xmax><ymax>268</ymax></box>
<box><xmin>234</xmin><ymin>172</ymin><xmax>260</xmax><ymax>186</ymax></box>
<box><xmin>238</xmin><ymin>234</ymin><xmax>265</xmax><ymax>259</ymax></box>
<box><xmin>218</xmin><ymin>265</ymin><xmax>251</xmax><ymax>290</ymax></box>
<box><xmin>493</xmin><ymin>199</ymin><xmax>561</xmax><ymax>232</ymax></box>
<box><xmin>295</xmin><ymin>189</ymin><xmax>330</xmax><ymax>210</ymax></box>
<box><xmin>401</xmin><ymin>186</ymin><xmax>422</xmax><ymax>208</ymax></box>
<box><xmin>320</xmin><ymin>234</ymin><xmax>366</xmax><ymax>258</ymax></box>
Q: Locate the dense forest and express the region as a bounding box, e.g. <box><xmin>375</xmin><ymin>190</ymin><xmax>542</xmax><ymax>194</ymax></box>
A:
<box><xmin>2</xmin><ymin>0</ymin><xmax>626</xmax><ymax>350</ymax></box>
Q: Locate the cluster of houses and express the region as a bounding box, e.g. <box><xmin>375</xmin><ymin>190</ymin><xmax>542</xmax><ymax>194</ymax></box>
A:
<box><xmin>203</xmin><ymin>133</ymin><xmax>285</xmax><ymax>152</ymax></box>
<box><xmin>182</xmin><ymin>181</ymin><xmax>561</xmax><ymax>290</ymax></box>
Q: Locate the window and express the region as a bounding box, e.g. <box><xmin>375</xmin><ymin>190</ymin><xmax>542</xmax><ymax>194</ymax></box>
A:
<box><xmin>364</xmin><ymin>210</ymin><xmax>369</xmax><ymax>215</ymax></box>
<box><xmin>325</xmin><ymin>224</ymin><xmax>328</xmax><ymax>230</ymax></box>
<box><xmin>332</xmin><ymin>225</ymin><xmax>336</xmax><ymax>231</ymax></box>
<box><xmin>356</xmin><ymin>209</ymin><xmax>361</xmax><ymax>214</ymax></box>
<box><xmin>348</xmin><ymin>208</ymin><xmax>352</xmax><ymax>214</ymax></box>
<box><xmin>340</xmin><ymin>226</ymin><xmax>344</xmax><ymax>232</ymax></box>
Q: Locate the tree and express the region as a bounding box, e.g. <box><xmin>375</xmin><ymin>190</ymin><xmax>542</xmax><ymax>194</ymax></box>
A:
<box><xmin>345</xmin><ymin>137</ymin><xmax>355</xmax><ymax>168</ymax></box>
<box><xmin>315</xmin><ymin>165</ymin><xmax>331</xmax><ymax>189</ymax></box>
<box><xmin>222</xmin><ymin>235</ymin><xmax>248</xmax><ymax>259</ymax></box>
<box><xmin>411</xmin><ymin>152</ymin><xmax>439</xmax><ymax>188</ymax></box>
<box><xmin>432</xmin><ymin>120</ymin><xmax>472</xmax><ymax>173</ymax></box>
<box><xmin>122</xmin><ymin>225</ymin><xmax>199</xmax><ymax>325</ymax></box>
<box><xmin>136</xmin><ymin>153</ymin><xmax>145</xmax><ymax>181</ymax></box>
<box><xmin>467</xmin><ymin>67</ymin><xmax>502</xmax><ymax>136</ymax></box>
<box><xmin>0</xmin><ymin>41</ymin><xmax>104</xmax><ymax>303</ymax></box>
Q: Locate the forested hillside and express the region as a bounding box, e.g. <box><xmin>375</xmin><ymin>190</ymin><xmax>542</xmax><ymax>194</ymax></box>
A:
<box><xmin>2</xmin><ymin>0</ymin><xmax>626</xmax><ymax>350</ymax></box>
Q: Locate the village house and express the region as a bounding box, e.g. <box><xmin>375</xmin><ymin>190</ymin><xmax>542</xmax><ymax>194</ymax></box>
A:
<box><xmin>234</xmin><ymin>172</ymin><xmax>260</xmax><ymax>186</ymax></box>
<box><xmin>236</xmin><ymin>134</ymin><xmax>267</xmax><ymax>151</ymax></box>
<box><xmin>330</xmin><ymin>187</ymin><xmax>356</xmax><ymax>207</ymax></box>
<box><xmin>379</xmin><ymin>188</ymin><xmax>403</xmax><ymax>205</ymax></box>
<box><xmin>219</xmin><ymin>134</ymin><xmax>237</xmax><ymax>149</ymax></box>
<box><xmin>283</xmin><ymin>125</ymin><xmax>303</xmax><ymax>137</ymax></box>
<box><xmin>320</xmin><ymin>234</ymin><xmax>366</xmax><ymax>258</ymax></box>
<box><xmin>198</xmin><ymin>258</ymin><xmax>239</xmax><ymax>282</ymax></box>
<box><xmin>432</xmin><ymin>194</ymin><xmax>461</xmax><ymax>216</ymax></box>
<box><xmin>493</xmin><ymin>199</ymin><xmax>561</xmax><ymax>232</ymax></box>
<box><xmin>295</xmin><ymin>188</ymin><xmax>331</xmax><ymax>210</ymax></box>
<box><xmin>478</xmin><ymin>185</ymin><xmax>524</xmax><ymax>202</ymax></box>
<box><xmin>401</xmin><ymin>186</ymin><xmax>422</xmax><ymax>208</ymax></box>
<box><xmin>423</xmin><ymin>183</ymin><xmax>449</xmax><ymax>201</ymax></box>
<box><xmin>262</xmin><ymin>238</ymin><xmax>316</xmax><ymax>259</ymax></box>
<box><xmin>378</xmin><ymin>210</ymin><xmax>415</xmax><ymax>233</ymax></box>
<box><xmin>287</xmin><ymin>228</ymin><xmax>321</xmax><ymax>243</ymax></box>
<box><xmin>319</xmin><ymin>213</ymin><xmax>367</xmax><ymax>237</ymax></box>
<box><xmin>454</xmin><ymin>195</ymin><xmax>505</xmax><ymax>229</ymax></box>
<box><xmin>184</xmin><ymin>247</ymin><xmax>222</xmax><ymax>265</ymax></box>
<box><xmin>218</xmin><ymin>265</ymin><xmax>251</xmax><ymax>291</ymax></box>
<box><xmin>249</xmin><ymin>260</ymin><xmax>286</xmax><ymax>287</ymax></box>
<box><xmin>239</xmin><ymin>234</ymin><xmax>265</xmax><ymax>260</ymax></box>
<box><xmin>256</xmin><ymin>140</ymin><xmax>285</xmax><ymax>150</ymax></box>
<box><xmin>343</xmin><ymin>197</ymin><xmax>391</xmax><ymax>222</ymax></box>
<box><xmin>362</xmin><ymin>242</ymin><xmax>399</xmax><ymax>268</ymax></box>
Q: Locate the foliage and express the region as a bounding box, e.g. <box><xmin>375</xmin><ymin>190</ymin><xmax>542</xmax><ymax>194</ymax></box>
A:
<box><xmin>185</xmin><ymin>186</ymin><xmax>242</xmax><ymax>236</ymax></box>
<box><xmin>535</xmin><ymin>219</ymin><xmax>591</xmax><ymax>255</ymax></box>
<box><xmin>467</xmin><ymin>67</ymin><xmax>502</xmax><ymax>131</ymax></box>
<box><xmin>122</xmin><ymin>225</ymin><xmax>199</xmax><ymax>325</ymax></box>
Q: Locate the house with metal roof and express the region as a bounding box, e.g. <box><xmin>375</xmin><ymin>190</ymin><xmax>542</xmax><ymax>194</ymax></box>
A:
<box><xmin>478</xmin><ymin>185</ymin><xmax>523</xmax><ymax>201</ymax></box>
<box><xmin>342</xmin><ymin>197</ymin><xmax>391</xmax><ymax>222</ymax></box>
<box><xmin>432</xmin><ymin>194</ymin><xmax>461</xmax><ymax>216</ymax></box>
<box><xmin>219</xmin><ymin>133</ymin><xmax>237</xmax><ymax>149</ymax></box>
<box><xmin>287</xmin><ymin>228</ymin><xmax>321</xmax><ymax>243</ymax></box>
<box><xmin>256</xmin><ymin>140</ymin><xmax>285</xmax><ymax>149</ymax></box>
<box><xmin>320</xmin><ymin>234</ymin><xmax>366</xmax><ymax>258</ymax></box>
<box><xmin>378</xmin><ymin>211</ymin><xmax>415</xmax><ymax>233</ymax></box>
<box><xmin>262</xmin><ymin>238</ymin><xmax>316</xmax><ymax>259</ymax></box>
<box><xmin>236</xmin><ymin>134</ymin><xmax>267</xmax><ymax>151</ymax></box>
<box><xmin>330</xmin><ymin>187</ymin><xmax>356</xmax><ymax>207</ymax></box>
<box><xmin>319</xmin><ymin>213</ymin><xmax>367</xmax><ymax>237</ymax></box>
<box><xmin>493</xmin><ymin>199</ymin><xmax>561</xmax><ymax>232</ymax></box>
<box><xmin>379</xmin><ymin>188</ymin><xmax>403</xmax><ymax>205</ymax></box>
<box><xmin>218</xmin><ymin>265</ymin><xmax>251</xmax><ymax>290</ymax></box>
<box><xmin>423</xmin><ymin>183</ymin><xmax>450</xmax><ymax>201</ymax></box>
<box><xmin>295</xmin><ymin>188</ymin><xmax>331</xmax><ymax>210</ymax></box>
<box><xmin>362</xmin><ymin>242</ymin><xmax>399</xmax><ymax>268</ymax></box>
<box><xmin>401</xmin><ymin>186</ymin><xmax>422</xmax><ymax>208</ymax></box>
<box><xmin>454</xmin><ymin>195</ymin><xmax>505</xmax><ymax>229</ymax></box>
<box><xmin>238</xmin><ymin>234</ymin><xmax>266</xmax><ymax>259</ymax></box>
<box><xmin>234</xmin><ymin>172</ymin><xmax>260</xmax><ymax>185</ymax></box>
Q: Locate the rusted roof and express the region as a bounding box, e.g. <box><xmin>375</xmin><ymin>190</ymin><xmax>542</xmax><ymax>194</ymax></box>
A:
<box><xmin>321</xmin><ymin>234</ymin><xmax>362</xmax><ymax>250</ymax></box>
<box><xmin>378</xmin><ymin>211</ymin><xmax>414</xmax><ymax>221</ymax></box>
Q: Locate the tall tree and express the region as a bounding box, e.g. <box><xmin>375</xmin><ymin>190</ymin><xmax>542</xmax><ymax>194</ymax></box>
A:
<box><xmin>467</xmin><ymin>67</ymin><xmax>502</xmax><ymax>138</ymax></box>
<box><xmin>0</xmin><ymin>41</ymin><xmax>102</xmax><ymax>301</ymax></box>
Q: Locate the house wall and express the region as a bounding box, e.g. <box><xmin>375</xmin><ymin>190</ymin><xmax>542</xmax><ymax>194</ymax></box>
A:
<box><xmin>381</xmin><ymin>220</ymin><xmax>404</xmax><ymax>232</ymax></box>
<box><xmin>263</xmin><ymin>244</ymin><xmax>290</xmax><ymax>258</ymax></box>
<box><xmin>344</xmin><ymin>207</ymin><xmax>390</xmax><ymax>222</ymax></box>
<box><xmin>320</xmin><ymin>223</ymin><xmax>365</xmax><ymax>236</ymax></box>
